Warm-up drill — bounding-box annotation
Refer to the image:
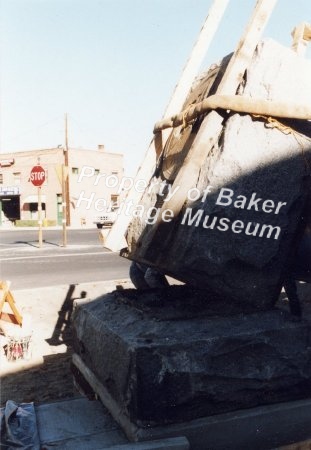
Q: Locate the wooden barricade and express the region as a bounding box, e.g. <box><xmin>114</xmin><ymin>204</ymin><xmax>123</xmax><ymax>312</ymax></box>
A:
<box><xmin>0</xmin><ymin>281</ymin><xmax>23</xmax><ymax>327</ymax></box>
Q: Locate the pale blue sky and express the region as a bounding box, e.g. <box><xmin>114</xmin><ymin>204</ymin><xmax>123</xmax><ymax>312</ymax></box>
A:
<box><xmin>1</xmin><ymin>0</ymin><xmax>310</xmax><ymax>175</ymax></box>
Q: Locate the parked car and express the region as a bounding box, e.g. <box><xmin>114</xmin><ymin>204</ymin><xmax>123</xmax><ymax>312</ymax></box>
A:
<box><xmin>93</xmin><ymin>207</ymin><xmax>119</xmax><ymax>229</ymax></box>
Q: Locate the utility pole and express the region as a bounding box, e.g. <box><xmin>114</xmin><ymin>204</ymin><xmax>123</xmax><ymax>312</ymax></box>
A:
<box><xmin>64</xmin><ymin>113</ymin><xmax>70</xmax><ymax>226</ymax></box>
<box><xmin>61</xmin><ymin>163</ymin><xmax>67</xmax><ymax>247</ymax></box>
<box><xmin>60</xmin><ymin>113</ymin><xmax>70</xmax><ymax>247</ymax></box>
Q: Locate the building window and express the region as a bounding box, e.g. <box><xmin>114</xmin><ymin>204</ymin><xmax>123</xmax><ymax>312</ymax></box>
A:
<box><xmin>13</xmin><ymin>172</ymin><xmax>21</xmax><ymax>185</ymax></box>
<box><xmin>0</xmin><ymin>174</ymin><xmax>3</xmax><ymax>184</ymax></box>
<box><xmin>110</xmin><ymin>194</ymin><xmax>119</xmax><ymax>209</ymax></box>
<box><xmin>111</xmin><ymin>171</ymin><xmax>118</xmax><ymax>175</ymax></box>
<box><xmin>29</xmin><ymin>202</ymin><xmax>46</xmax><ymax>212</ymax></box>
<box><xmin>94</xmin><ymin>169</ymin><xmax>100</xmax><ymax>175</ymax></box>
<box><xmin>72</xmin><ymin>167</ymin><xmax>79</xmax><ymax>175</ymax></box>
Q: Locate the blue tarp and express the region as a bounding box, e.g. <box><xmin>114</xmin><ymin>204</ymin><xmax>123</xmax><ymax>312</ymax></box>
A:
<box><xmin>0</xmin><ymin>401</ymin><xmax>40</xmax><ymax>449</ymax></box>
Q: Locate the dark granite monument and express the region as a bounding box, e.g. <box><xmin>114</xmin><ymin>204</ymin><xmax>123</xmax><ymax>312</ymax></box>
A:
<box><xmin>72</xmin><ymin>37</ymin><xmax>311</xmax><ymax>448</ymax></box>
<box><xmin>125</xmin><ymin>39</ymin><xmax>311</xmax><ymax>310</ymax></box>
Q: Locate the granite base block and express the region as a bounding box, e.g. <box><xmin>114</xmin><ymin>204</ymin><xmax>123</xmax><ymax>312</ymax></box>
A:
<box><xmin>72</xmin><ymin>287</ymin><xmax>311</xmax><ymax>426</ymax></box>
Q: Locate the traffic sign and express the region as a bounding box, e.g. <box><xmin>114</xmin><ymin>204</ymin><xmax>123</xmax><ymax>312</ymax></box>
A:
<box><xmin>30</xmin><ymin>165</ymin><xmax>46</xmax><ymax>187</ymax></box>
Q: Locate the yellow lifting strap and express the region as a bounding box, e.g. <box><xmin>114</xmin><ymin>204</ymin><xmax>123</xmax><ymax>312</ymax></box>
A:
<box><xmin>153</xmin><ymin>94</ymin><xmax>311</xmax><ymax>134</ymax></box>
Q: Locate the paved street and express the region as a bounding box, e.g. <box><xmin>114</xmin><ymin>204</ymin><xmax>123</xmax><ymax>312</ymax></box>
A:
<box><xmin>0</xmin><ymin>228</ymin><xmax>131</xmax><ymax>289</ymax></box>
<box><xmin>0</xmin><ymin>228</ymin><xmax>102</xmax><ymax>248</ymax></box>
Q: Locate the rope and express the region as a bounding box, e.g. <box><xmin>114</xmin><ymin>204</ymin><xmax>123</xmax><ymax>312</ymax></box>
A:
<box><xmin>181</xmin><ymin>104</ymin><xmax>195</xmax><ymax>129</ymax></box>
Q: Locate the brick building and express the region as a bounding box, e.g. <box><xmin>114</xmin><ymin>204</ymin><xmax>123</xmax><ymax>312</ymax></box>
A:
<box><xmin>0</xmin><ymin>145</ymin><xmax>124</xmax><ymax>227</ymax></box>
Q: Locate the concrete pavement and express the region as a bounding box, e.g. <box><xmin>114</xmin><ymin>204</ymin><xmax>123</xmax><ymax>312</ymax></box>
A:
<box><xmin>0</xmin><ymin>278</ymin><xmax>133</xmax><ymax>405</ymax></box>
<box><xmin>1</xmin><ymin>279</ymin><xmax>311</xmax><ymax>449</ymax></box>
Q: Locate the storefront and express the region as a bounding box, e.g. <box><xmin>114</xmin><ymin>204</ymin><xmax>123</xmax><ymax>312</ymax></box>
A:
<box><xmin>0</xmin><ymin>147</ymin><xmax>124</xmax><ymax>227</ymax></box>
<box><xmin>0</xmin><ymin>186</ymin><xmax>21</xmax><ymax>225</ymax></box>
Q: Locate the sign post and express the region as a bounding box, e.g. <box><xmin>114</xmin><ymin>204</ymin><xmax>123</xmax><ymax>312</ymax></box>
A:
<box><xmin>30</xmin><ymin>164</ymin><xmax>46</xmax><ymax>248</ymax></box>
<box><xmin>38</xmin><ymin>186</ymin><xmax>43</xmax><ymax>247</ymax></box>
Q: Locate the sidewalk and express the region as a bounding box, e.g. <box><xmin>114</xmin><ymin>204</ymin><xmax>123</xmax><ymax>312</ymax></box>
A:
<box><xmin>0</xmin><ymin>225</ymin><xmax>95</xmax><ymax>231</ymax></box>
<box><xmin>0</xmin><ymin>279</ymin><xmax>133</xmax><ymax>406</ymax></box>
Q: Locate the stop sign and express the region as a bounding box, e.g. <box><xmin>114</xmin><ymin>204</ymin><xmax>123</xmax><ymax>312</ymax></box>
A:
<box><xmin>30</xmin><ymin>165</ymin><xmax>46</xmax><ymax>187</ymax></box>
